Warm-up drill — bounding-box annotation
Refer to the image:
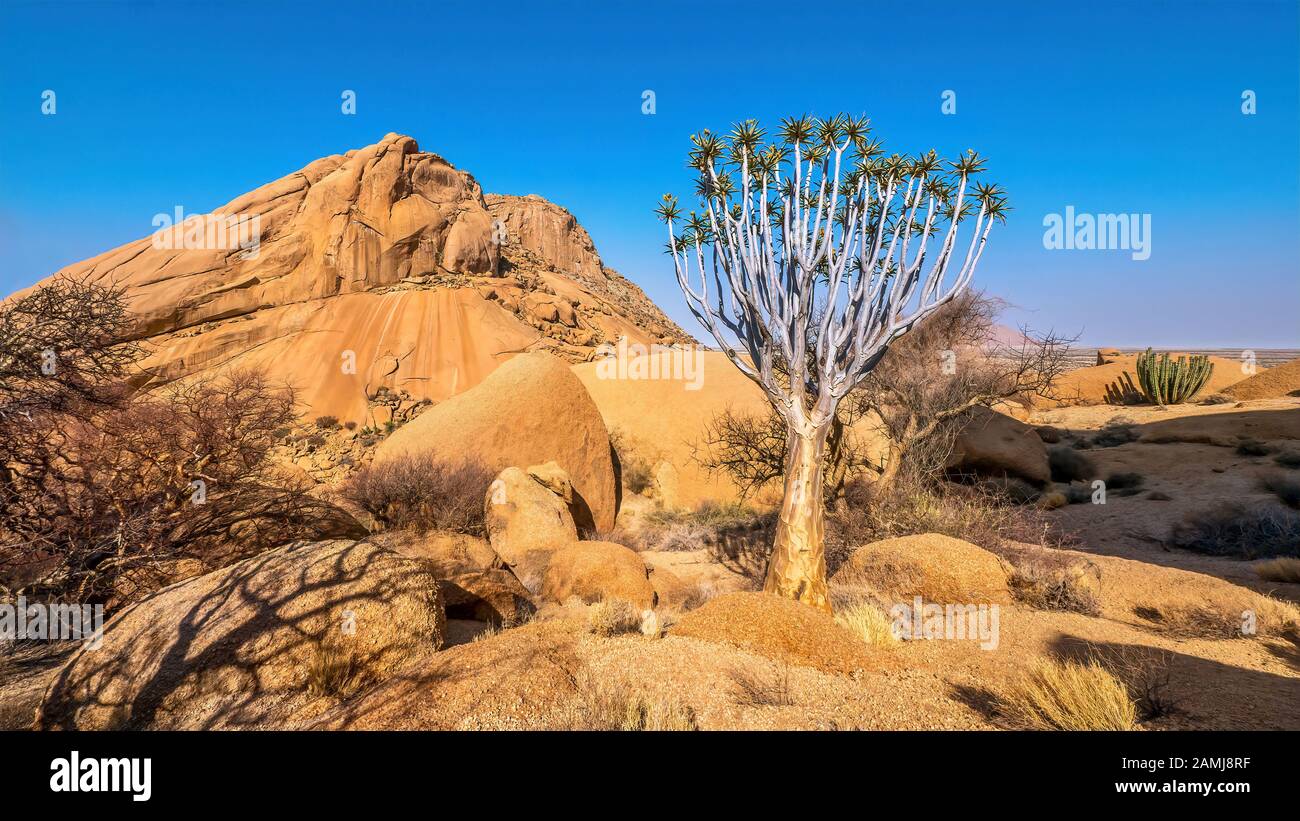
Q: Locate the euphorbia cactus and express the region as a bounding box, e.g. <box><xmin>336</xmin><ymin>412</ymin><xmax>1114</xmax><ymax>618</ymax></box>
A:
<box><xmin>1135</xmin><ymin>348</ymin><xmax>1213</xmax><ymax>404</ymax></box>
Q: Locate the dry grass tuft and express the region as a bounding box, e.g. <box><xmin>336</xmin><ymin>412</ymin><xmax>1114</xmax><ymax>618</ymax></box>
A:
<box><xmin>1256</xmin><ymin>557</ymin><xmax>1300</xmax><ymax>583</ymax></box>
<box><xmin>305</xmin><ymin>642</ymin><xmax>364</xmax><ymax>700</ymax></box>
<box><xmin>1008</xmin><ymin>560</ymin><xmax>1102</xmax><ymax>615</ymax></box>
<box><xmin>586</xmin><ymin>598</ymin><xmax>643</xmax><ymax>637</ymax></box>
<box><xmin>1138</xmin><ymin>593</ymin><xmax>1300</xmax><ymax>639</ymax></box>
<box><xmin>998</xmin><ymin>658</ymin><xmax>1138</xmax><ymax>730</ymax></box>
<box><xmin>573</xmin><ymin>673</ymin><xmax>698</xmax><ymax>731</ymax></box>
<box><xmin>834</xmin><ymin>602</ymin><xmax>899</xmax><ymax>647</ymax></box>
<box><xmin>730</xmin><ymin>662</ymin><xmax>795</xmax><ymax>707</ymax></box>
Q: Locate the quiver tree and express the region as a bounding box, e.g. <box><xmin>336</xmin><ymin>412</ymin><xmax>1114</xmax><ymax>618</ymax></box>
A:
<box><xmin>657</xmin><ymin>114</ymin><xmax>1006</xmax><ymax>610</ymax></box>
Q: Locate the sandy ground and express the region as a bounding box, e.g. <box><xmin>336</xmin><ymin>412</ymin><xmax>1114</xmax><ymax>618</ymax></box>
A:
<box><xmin>1031</xmin><ymin>398</ymin><xmax>1300</xmax><ymax>600</ymax></box>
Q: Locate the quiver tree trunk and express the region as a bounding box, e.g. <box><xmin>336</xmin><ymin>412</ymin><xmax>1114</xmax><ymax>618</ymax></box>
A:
<box><xmin>763</xmin><ymin>423</ymin><xmax>831</xmax><ymax>611</ymax></box>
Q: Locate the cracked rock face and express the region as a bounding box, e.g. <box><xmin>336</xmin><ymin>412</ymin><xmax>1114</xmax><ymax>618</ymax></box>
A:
<box><xmin>24</xmin><ymin>133</ymin><xmax>692</xmax><ymax>423</ymax></box>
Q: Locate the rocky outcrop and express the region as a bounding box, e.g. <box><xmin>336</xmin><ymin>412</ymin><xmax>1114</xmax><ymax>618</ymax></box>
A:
<box><xmin>487</xmin><ymin>194</ymin><xmax>604</xmax><ymax>282</ymax></box>
<box><xmin>947</xmin><ymin>407</ymin><xmax>1051</xmax><ymax>486</ymax></box>
<box><xmin>386</xmin><ymin>531</ymin><xmax>534</xmax><ymax>626</ymax></box>
<box><xmin>374</xmin><ymin>351</ymin><xmax>618</xmax><ymax>532</ymax></box>
<box><xmin>484</xmin><ymin>466</ymin><xmax>579</xmax><ymax>566</ymax></box>
<box><xmin>540</xmin><ymin>541</ymin><xmax>657</xmax><ymax>610</ymax></box>
<box><xmin>831</xmin><ymin>533</ymin><xmax>1012</xmax><ymax>605</ymax></box>
<box><xmin>21</xmin><ymin>134</ymin><xmax>691</xmax><ymax>425</ymax></box>
<box><xmin>37</xmin><ymin>539</ymin><xmax>444</xmax><ymax>730</ymax></box>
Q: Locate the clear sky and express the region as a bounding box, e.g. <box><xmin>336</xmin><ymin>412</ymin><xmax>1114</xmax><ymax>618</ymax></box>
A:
<box><xmin>1</xmin><ymin>0</ymin><xmax>1297</xmax><ymax>347</ymax></box>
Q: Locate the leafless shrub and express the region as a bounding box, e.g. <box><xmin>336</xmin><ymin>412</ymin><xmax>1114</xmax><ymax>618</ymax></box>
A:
<box><xmin>1168</xmin><ymin>501</ymin><xmax>1300</xmax><ymax>559</ymax></box>
<box><xmin>638</xmin><ymin>502</ymin><xmax>773</xmax><ymax>553</ymax></box>
<box><xmin>1092</xmin><ymin>646</ymin><xmax>1180</xmax><ymax>722</ymax></box>
<box><xmin>826</xmin><ymin>476</ymin><xmax>1068</xmax><ymax>574</ymax></box>
<box><xmin>1</xmin><ymin>365</ymin><xmax>355</xmax><ymax>608</ymax></box>
<box><xmin>696</xmin><ymin>292</ymin><xmax>1076</xmax><ymax>501</ymax></box>
<box><xmin>1049</xmin><ymin>446</ymin><xmax>1095</xmax><ymax>483</ymax></box>
<box><xmin>0</xmin><ymin>275</ymin><xmax>139</xmax><ymax>425</ymax></box>
<box><xmin>1259</xmin><ymin>472</ymin><xmax>1300</xmax><ymax>509</ymax></box>
<box><xmin>852</xmin><ymin>291</ymin><xmax>1076</xmax><ymax>488</ymax></box>
<box><xmin>696</xmin><ymin>402</ymin><xmax>874</xmax><ymax>504</ymax></box>
<box><xmin>343</xmin><ymin>454</ymin><xmax>493</xmax><ymax>535</ymax></box>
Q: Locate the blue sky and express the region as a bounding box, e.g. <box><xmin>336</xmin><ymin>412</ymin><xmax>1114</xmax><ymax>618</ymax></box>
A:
<box><xmin>1</xmin><ymin>0</ymin><xmax>1297</xmax><ymax>347</ymax></box>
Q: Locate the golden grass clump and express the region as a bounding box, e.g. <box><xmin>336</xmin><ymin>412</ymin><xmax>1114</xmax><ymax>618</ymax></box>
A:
<box><xmin>305</xmin><ymin>642</ymin><xmax>364</xmax><ymax>700</ymax></box>
<box><xmin>570</xmin><ymin>672</ymin><xmax>698</xmax><ymax>731</ymax></box>
<box><xmin>834</xmin><ymin>602</ymin><xmax>899</xmax><ymax>647</ymax></box>
<box><xmin>586</xmin><ymin>598</ymin><xmax>643</xmax><ymax>637</ymax></box>
<box><xmin>999</xmin><ymin>658</ymin><xmax>1139</xmax><ymax>731</ymax></box>
<box><xmin>616</xmin><ymin>692</ymin><xmax>699</xmax><ymax>731</ymax></box>
<box><xmin>1256</xmin><ymin>557</ymin><xmax>1300</xmax><ymax>584</ymax></box>
<box><xmin>1140</xmin><ymin>593</ymin><xmax>1300</xmax><ymax>639</ymax></box>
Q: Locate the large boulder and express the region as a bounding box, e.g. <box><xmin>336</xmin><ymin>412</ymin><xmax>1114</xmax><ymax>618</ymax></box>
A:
<box><xmin>385</xmin><ymin>531</ymin><xmax>535</xmax><ymax>626</ymax></box>
<box><xmin>831</xmin><ymin>533</ymin><xmax>1011</xmax><ymax>605</ymax></box>
<box><xmin>540</xmin><ymin>541</ymin><xmax>656</xmax><ymax>611</ymax></box>
<box><xmin>374</xmin><ymin>351</ymin><xmax>618</xmax><ymax>532</ymax></box>
<box><xmin>37</xmin><ymin>539</ymin><xmax>444</xmax><ymax>730</ymax></box>
<box><xmin>484</xmin><ymin>467</ymin><xmax>579</xmax><ymax>566</ymax></box>
<box><xmin>668</xmin><ymin>592</ymin><xmax>875</xmax><ymax>675</ymax></box>
<box><xmin>947</xmin><ymin>406</ymin><xmax>1051</xmax><ymax>486</ymax></box>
